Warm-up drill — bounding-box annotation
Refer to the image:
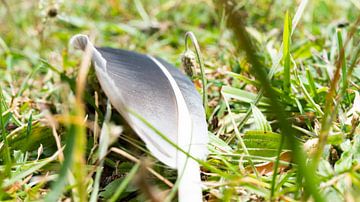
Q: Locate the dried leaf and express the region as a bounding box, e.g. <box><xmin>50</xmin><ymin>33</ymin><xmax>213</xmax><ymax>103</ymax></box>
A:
<box><xmin>246</xmin><ymin>151</ymin><xmax>292</xmax><ymax>176</ymax></box>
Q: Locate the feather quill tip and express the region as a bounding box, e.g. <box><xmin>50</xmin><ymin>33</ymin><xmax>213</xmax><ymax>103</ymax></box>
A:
<box><xmin>69</xmin><ymin>34</ymin><xmax>90</xmax><ymax>51</ymax></box>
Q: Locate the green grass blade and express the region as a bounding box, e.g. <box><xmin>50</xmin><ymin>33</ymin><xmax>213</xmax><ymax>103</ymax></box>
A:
<box><xmin>44</xmin><ymin>123</ymin><xmax>77</xmax><ymax>202</ymax></box>
<box><xmin>0</xmin><ymin>86</ymin><xmax>11</xmax><ymax>166</ymax></box>
<box><xmin>312</xmin><ymin>17</ymin><xmax>360</xmax><ymax>170</ymax></box>
<box><xmin>295</xmin><ymin>67</ymin><xmax>324</xmax><ymax>115</ymax></box>
<box><xmin>251</xmin><ymin>104</ymin><xmax>271</xmax><ymax>132</ymax></box>
<box><xmin>90</xmin><ymin>102</ymin><xmax>114</xmax><ymax>202</ymax></box>
<box><xmin>221</xmin><ymin>86</ymin><xmax>270</xmax><ymax>106</ymax></box>
<box><xmin>282</xmin><ymin>11</ymin><xmax>292</xmax><ymax>94</ymax></box>
<box><xmin>216</xmin><ymin>1</ymin><xmax>324</xmax><ymax>200</ymax></box>
<box><xmin>306</xmin><ymin>67</ymin><xmax>318</xmax><ymax>98</ymax></box>
<box><xmin>222</xmin><ymin>94</ymin><xmax>259</xmax><ymax>177</ymax></box>
<box><xmin>336</xmin><ymin>29</ymin><xmax>347</xmax><ymax>99</ymax></box>
<box><xmin>3</xmin><ymin>152</ymin><xmax>58</xmax><ymax>188</ymax></box>
<box><xmin>231</xmin><ymin>0</ymin><xmax>309</xmax><ymax>132</ymax></box>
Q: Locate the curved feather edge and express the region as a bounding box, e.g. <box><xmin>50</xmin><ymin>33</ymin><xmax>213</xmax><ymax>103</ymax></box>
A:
<box><xmin>70</xmin><ymin>34</ymin><xmax>204</xmax><ymax>202</ymax></box>
<box><xmin>69</xmin><ymin>34</ymin><xmax>106</xmax><ymax>69</ymax></box>
<box><xmin>70</xmin><ymin>34</ymin><xmax>178</xmax><ymax>168</ymax></box>
<box><xmin>147</xmin><ymin>56</ymin><xmax>203</xmax><ymax>202</ymax></box>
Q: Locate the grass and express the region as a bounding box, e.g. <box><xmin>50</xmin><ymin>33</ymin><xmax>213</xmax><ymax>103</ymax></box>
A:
<box><xmin>1</xmin><ymin>0</ymin><xmax>360</xmax><ymax>201</ymax></box>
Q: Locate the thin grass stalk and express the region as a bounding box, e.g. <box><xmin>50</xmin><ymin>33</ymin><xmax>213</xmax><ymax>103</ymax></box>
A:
<box><xmin>89</xmin><ymin>101</ymin><xmax>112</xmax><ymax>202</ymax></box>
<box><xmin>305</xmin><ymin>67</ymin><xmax>318</xmax><ymax>98</ymax></box>
<box><xmin>312</xmin><ymin>16</ymin><xmax>360</xmax><ymax>170</ymax></box>
<box><xmin>282</xmin><ymin>11</ymin><xmax>292</xmax><ymax>94</ymax></box>
<box><xmin>184</xmin><ymin>31</ymin><xmax>209</xmax><ymax>116</ymax></box>
<box><xmin>44</xmin><ymin>123</ymin><xmax>77</xmax><ymax>201</ymax></box>
<box><xmin>0</xmin><ymin>87</ymin><xmax>11</xmax><ymax>165</ymax></box>
<box><xmin>2</xmin><ymin>150</ymin><xmax>60</xmax><ymax>188</ymax></box>
<box><xmin>0</xmin><ymin>86</ymin><xmax>11</xmax><ymax>189</ymax></box>
<box><xmin>45</xmin><ymin>35</ymin><xmax>94</xmax><ymax>201</ymax></box>
<box><xmin>295</xmin><ymin>64</ymin><xmax>324</xmax><ymax>115</ymax></box>
<box><xmin>337</xmin><ymin>29</ymin><xmax>348</xmax><ymax>100</ymax></box>
<box><xmin>222</xmin><ymin>94</ymin><xmax>259</xmax><ymax>177</ymax></box>
<box><xmin>71</xmin><ymin>35</ymin><xmax>93</xmax><ymax>201</ymax></box>
<box><xmin>271</xmin><ymin>11</ymin><xmax>291</xmax><ymax>199</ymax></box>
<box><xmin>110</xmin><ymin>147</ymin><xmax>173</xmax><ymax>187</ymax></box>
<box><xmin>215</xmin><ymin>0</ymin><xmax>324</xmax><ymax>200</ymax></box>
<box><xmin>347</xmin><ymin>42</ymin><xmax>360</xmax><ymax>79</ymax></box>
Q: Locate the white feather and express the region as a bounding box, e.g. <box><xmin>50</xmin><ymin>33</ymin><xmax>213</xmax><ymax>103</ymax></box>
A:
<box><xmin>70</xmin><ymin>34</ymin><xmax>206</xmax><ymax>202</ymax></box>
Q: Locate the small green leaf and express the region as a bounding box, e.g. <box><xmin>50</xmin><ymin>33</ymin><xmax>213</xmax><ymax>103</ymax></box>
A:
<box><xmin>334</xmin><ymin>151</ymin><xmax>353</xmax><ymax>173</ymax></box>
<box><xmin>221</xmin><ymin>86</ymin><xmax>271</xmax><ymax>106</ymax></box>
<box><xmin>208</xmin><ymin>132</ymin><xmax>233</xmax><ymax>153</ymax></box>
<box><xmin>327</xmin><ymin>134</ymin><xmax>344</xmax><ymax>145</ymax></box>
<box><xmin>98</xmin><ymin>177</ymin><xmax>137</xmax><ymax>200</ymax></box>
<box><xmin>241</xmin><ymin>130</ymin><xmax>290</xmax><ymax>157</ymax></box>
<box><xmin>109</xmin><ymin>163</ymin><xmax>140</xmax><ymax>202</ymax></box>
<box><xmin>318</xmin><ymin>160</ymin><xmax>334</xmax><ymax>178</ymax></box>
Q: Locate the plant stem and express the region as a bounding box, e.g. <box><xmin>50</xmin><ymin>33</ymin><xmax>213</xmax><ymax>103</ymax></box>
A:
<box><xmin>184</xmin><ymin>31</ymin><xmax>209</xmax><ymax>116</ymax></box>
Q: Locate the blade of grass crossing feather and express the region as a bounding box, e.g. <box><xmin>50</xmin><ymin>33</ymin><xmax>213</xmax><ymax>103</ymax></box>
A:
<box><xmin>129</xmin><ymin>109</ymin><xmax>229</xmax><ymax>178</ymax></box>
<box><xmin>120</xmin><ymin>111</ymin><xmax>217</xmax><ymax>198</ymax></box>
<box><xmin>251</xmin><ymin>104</ymin><xmax>271</xmax><ymax>132</ymax></box>
<box><xmin>108</xmin><ymin>162</ymin><xmax>140</xmax><ymax>202</ymax></box>
<box><xmin>90</xmin><ymin>102</ymin><xmax>112</xmax><ymax>202</ymax></box>
<box><xmin>129</xmin><ymin>111</ymin><xmax>219</xmax><ymax>202</ymax></box>
<box><xmin>283</xmin><ymin>11</ymin><xmax>292</xmax><ymax>94</ymax></box>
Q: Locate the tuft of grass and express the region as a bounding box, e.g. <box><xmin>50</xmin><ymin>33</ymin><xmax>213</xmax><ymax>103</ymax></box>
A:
<box><xmin>1</xmin><ymin>0</ymin><xmax>360</xmax><ymax>201</ymax></box>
